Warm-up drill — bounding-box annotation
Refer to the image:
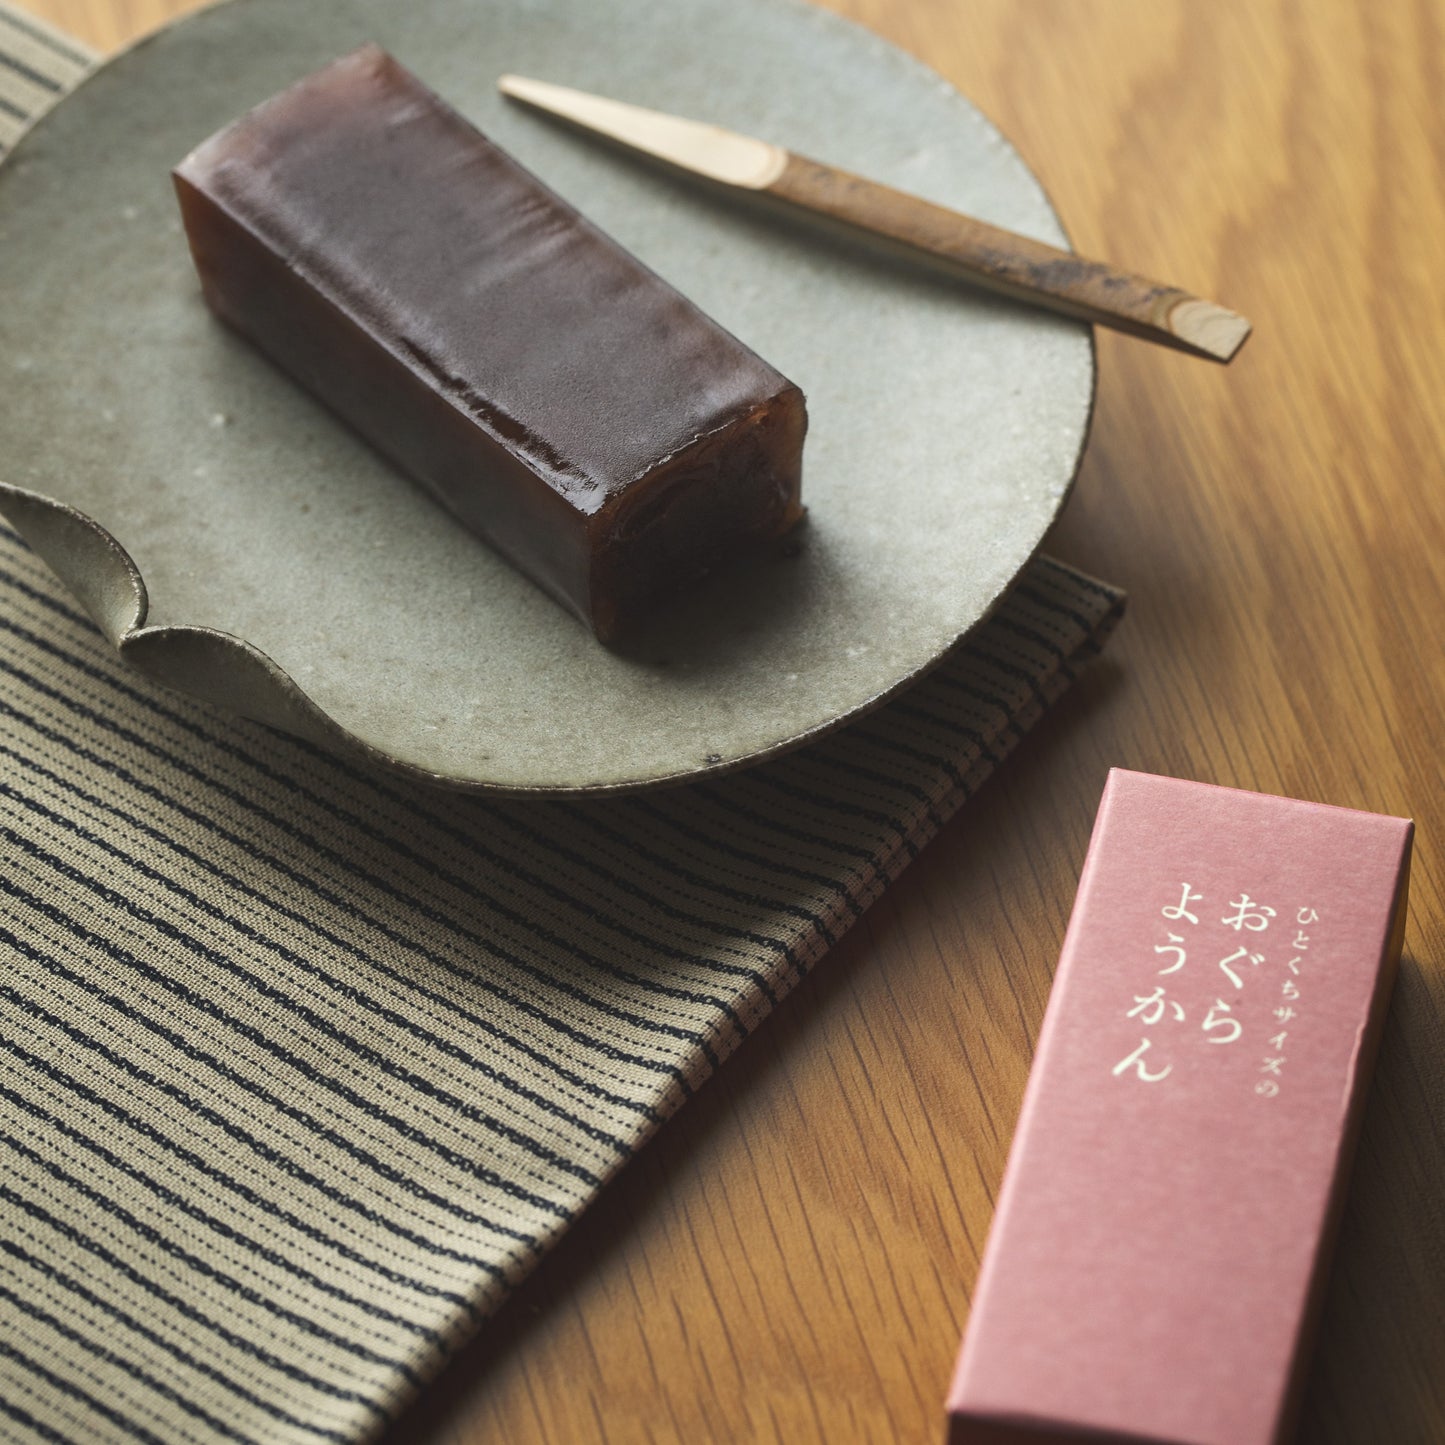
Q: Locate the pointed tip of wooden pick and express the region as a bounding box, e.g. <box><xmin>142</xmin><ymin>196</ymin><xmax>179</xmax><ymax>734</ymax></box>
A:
<box><xmin>497</xmin><ymin>73</ymin><xmax>534</xmax><ymax>100</ymax></box>
<box><xmin>498</xmin><ymin>73</ymin><xmax>568</xmax><ymax>108</ymax></box>
<box><xmin>1169</xmin><ymin>298</ymin><xmax>1253</xmax><ymax>363</ymax></box>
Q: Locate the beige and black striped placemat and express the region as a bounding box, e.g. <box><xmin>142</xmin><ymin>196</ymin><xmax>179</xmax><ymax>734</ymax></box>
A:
<box><xmin>0</xmin><ymin>4</ymin><xmax>88</xmax><ymax>153</ymax></box>
<box><xmin>0</xmin><ymin>11</ymin><xmax>1125</xmax><ymax>1443</ymax></box>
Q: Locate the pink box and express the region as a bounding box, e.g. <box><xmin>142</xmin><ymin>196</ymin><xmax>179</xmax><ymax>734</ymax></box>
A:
<box><xmin>946</xmin><ymin>769</ymin><xmax>1413</xmax><ymax>1445</ymax></box>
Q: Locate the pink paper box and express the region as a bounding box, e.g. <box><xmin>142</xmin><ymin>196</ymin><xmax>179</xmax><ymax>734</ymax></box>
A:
<box><xmin>946</xmin><ymin>769</ymin><xmax>1412</xmax><ymax>1445</ymax></box>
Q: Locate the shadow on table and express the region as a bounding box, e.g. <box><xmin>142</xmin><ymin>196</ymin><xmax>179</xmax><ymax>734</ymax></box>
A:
<box><xmin>1298</xmin><ymin>963</ymin><xmax>1445</xmax><ymax>1444</ymax></box>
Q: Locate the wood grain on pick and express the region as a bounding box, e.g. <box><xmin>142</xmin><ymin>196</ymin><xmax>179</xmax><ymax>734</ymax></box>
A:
<box><xmin>499</xmin><ymin>73</ymin><xmax>1250</xmax><ymax>362</ymax></box>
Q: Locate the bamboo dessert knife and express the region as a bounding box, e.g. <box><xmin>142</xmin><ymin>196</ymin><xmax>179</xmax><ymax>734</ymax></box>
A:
<box><xmin>499</xmin><ymin>75</ymin><xmax>1250</xmax><ymax>363</ymax></box>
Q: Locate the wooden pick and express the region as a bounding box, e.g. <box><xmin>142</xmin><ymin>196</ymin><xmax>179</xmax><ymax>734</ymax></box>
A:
<box><xmin>499</xmin><ymin>74</ymin><xmax>1251</xmax><ymax>363</ymax></box>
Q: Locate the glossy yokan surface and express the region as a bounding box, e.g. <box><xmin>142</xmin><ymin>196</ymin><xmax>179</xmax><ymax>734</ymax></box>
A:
<box><xmin>174</xmin><ymin>45</ymin><xmax>805</xmax><ymax>640</ymax></box>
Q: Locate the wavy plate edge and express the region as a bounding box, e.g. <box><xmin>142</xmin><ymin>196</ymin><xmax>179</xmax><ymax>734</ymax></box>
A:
<box><xmin>0</xmin><ymin>481</ymin><xmax>951</xmax><ymax>797</ymax></box>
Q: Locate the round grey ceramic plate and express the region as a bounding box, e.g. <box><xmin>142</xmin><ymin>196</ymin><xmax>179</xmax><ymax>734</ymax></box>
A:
<box><xmin>0</xmin><ymin>0</ymin><xmax>1092</xmax><ymax>794</ymax></box>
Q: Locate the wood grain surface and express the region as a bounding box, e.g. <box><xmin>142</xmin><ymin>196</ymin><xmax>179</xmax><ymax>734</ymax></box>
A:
<box><xmin>17</xmin><ymin>2</ymin><xmax>1445</xmax><ymax>1442</ymax></box>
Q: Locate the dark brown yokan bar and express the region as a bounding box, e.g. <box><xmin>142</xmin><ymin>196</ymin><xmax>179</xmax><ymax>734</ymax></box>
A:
<box><xmin>173</xmin><ymin>45</ymin><xmax>806</xmax><ymax>642</ymax></box>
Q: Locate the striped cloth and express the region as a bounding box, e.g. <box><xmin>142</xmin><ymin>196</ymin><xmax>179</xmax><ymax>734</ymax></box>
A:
<box><xmin>0</xmin><ymin>3</ymin><xmax>88</xmax><ymax>153</ymax></box>
<box><xmin>0</xmin><ymin>10</ymin><xmax>1126</xmax><ymax>1443</ymax></box>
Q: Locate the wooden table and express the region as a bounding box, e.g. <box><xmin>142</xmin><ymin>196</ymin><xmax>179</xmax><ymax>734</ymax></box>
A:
<box><xmin>22</xmin><ymin>2</ymin><xmax>1445</xmax><ymax>1441</ymax></box>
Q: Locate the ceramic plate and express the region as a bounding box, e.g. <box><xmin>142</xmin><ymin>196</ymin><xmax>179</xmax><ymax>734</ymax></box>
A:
<box><xmin>0</xmin><ymin>0</ymin><xmax>1093</xmax><ymax>793</ymax></box>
